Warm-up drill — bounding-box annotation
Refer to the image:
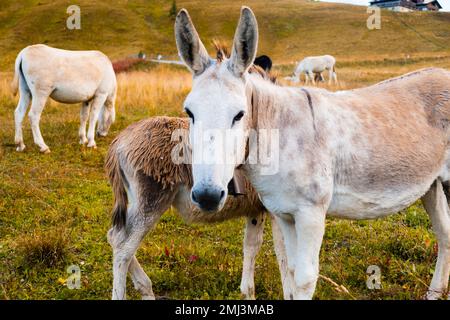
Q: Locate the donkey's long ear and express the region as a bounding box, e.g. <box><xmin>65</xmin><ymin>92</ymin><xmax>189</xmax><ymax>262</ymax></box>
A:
<box><xmin>175</xmin><ymin>9</ymin><xmax>211</xmax><ymax>75</ymax></box>
<box><xmin>228</xmin><ymin>7</ymin><xmax>259</xmax><ymax>77</ymax></box>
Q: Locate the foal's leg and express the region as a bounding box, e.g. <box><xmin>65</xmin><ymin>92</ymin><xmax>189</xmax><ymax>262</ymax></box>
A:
<box><xmin>86</xmin><ymin>94</ymin><xmax>107</xmax><ymax>148</ymax></box>
<box><xmin>128</xmin><ymin>254</ymin><xmax>156</xmax><ymax>300</ymax></box>
<box><xmin>240</xmin><ymin>212</ymin><xmax>265</xmax><ymax>300</ymax></box>
<box><xmin>270</xmin><ymin>215</ymin><xmax>293</xmax><ymax>299</ymax></box>
<box><xmin>291</xmin><ymin>207</ymin><xmax>326</xmax><ymax>300</ymax></box>
<box><xmin>79</xmin><ymin>101</ymin><xmax>90</xmax><ymax>145</ymax></box>
<box><xmin>421</xmin><ymin>180</ymin><xmax>450</xmax><ymax>300</ymax></box>
<box><xmin>109</xmin><ymin>204</ymin><xmax>163</xmax><ymax>300</ymax></box>
<box><xmin>14</xmin><ymin>89</ymin><xmax>31</xmax><ymax>152</ymax></box>
<box><xmin>28</xmin><ymin>94</ymin><xmax>50</xmax><ymax>153</ymax></box>
<box><xmin>109</xmin><ymin>171</ymin><xmax>176</xmax><ymax>300</ymax></box>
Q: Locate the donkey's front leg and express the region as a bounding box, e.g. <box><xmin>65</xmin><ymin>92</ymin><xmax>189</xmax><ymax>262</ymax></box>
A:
<box><xmin>274</xmin><ymin>214</ymin><xmax>297</xmax><ymax>300</ymax></box>
<box><xmin>240</xmin><ymin>212</ymin><xmax>265</xmax><ymax>299</ymax></box>
<box><xmin>86</xmin><ymin>94</ymin><xmax>107</xmax><ymax>148</ymax></box>
<box><xmin>28</xmin><ymin>94</ymin><xmax>50</xmax><ymax>153</ymax></box>
<box><xmin>79</xmin><ymin>101</ymin><xmax>90</xmax><ymax>145</ymax></box>
<box><xmin>307</xmin><ymin>71</ymin><xmax>316</xmax><ymax>86</ymax></box>
<box><xmin>292</xmin><ymin>206</ymin><xmax>326</xmax><ymax>299</ymax></box>
<box><xmin>270</xmin><ymin>215</ymin><xmax>294</xmax><ymax>299</ymax></box>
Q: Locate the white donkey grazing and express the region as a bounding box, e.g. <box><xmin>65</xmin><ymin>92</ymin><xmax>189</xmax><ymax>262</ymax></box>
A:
<box><xmin>12</xmin><ymin>44</ymin><xmax>117</xmax><ymax>153</ymax></box>
<box><xmin>175</xmin><ymin>7</ymin><xmax>450</xmax><ymax>300</ymax></box>
<box><xmin>292</xmin><ymin>55</ymin><xmax>337</xmax><ymax>85</ymax></box>
<box><xmin>106</xmin><ymin>116</ymin><xmax>289</xmax><ymax>300</ymax></box>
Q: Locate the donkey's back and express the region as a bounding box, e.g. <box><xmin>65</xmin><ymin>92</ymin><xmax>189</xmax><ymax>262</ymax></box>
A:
<box><xmin>13</xmin><ymin>44</ymin><xmax>116</xmax><ymax>103</ymax></box>
<box><xmin>13</xmin><ymin>44</ymin><xmax>117</xmax><ymax>153</ymax></box>
<box><xmin>321</xmin><ymin>68</ymin><xmax>450</xmax><ymax>218</ymax></box>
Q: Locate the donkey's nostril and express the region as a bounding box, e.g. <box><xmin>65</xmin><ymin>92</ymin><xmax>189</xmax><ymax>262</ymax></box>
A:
<box><xmin>191</xmin><ymin>187</ymin><xmax>224</xmax><ymax>211</ymax></box>
<box><xmin>192</xmin><ymin>190</ymin><xmax>199</xmax><ymax>203</ymax></box>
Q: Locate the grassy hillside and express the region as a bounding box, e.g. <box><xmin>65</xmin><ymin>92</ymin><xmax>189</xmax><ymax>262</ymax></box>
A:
<box><xmin>0</xmin><ymin>0</ymin><xmax>450</xmax><ymax>71</ymax></box>
<box><xmin>1</xmin><ymin>0</ymin><xmax>450</xmax><ymax>300</ymax></box>
<box><xmin>0</xmin><ymin>66</ymin><xmax>442</xmax><ymax>300</ymax></box>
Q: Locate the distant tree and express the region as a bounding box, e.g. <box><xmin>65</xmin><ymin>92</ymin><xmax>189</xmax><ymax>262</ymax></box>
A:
<box><xmin>169</xmin><ymin>0</ymin><xmax>177</xmax><ymax>19</ymax></box>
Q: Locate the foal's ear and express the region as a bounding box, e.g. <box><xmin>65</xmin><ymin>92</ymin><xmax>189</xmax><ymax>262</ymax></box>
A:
<box><xmin>175</xmin><ymin>9</ymin><xmax>211</xmax><ymax>75</ymax></box>
<box><xmin>228</xmin><ymin>7</ymin><xmax>259</xmax><ymax>77</ymax></box>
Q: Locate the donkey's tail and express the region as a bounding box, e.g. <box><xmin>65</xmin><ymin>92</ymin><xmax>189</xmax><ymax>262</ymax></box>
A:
<box><xmin>11</xmin><ymin>50</ymin><xmax>24</xmax><ymax>96</ymax></box>
<box><xmin>105</xmin><ymin>139</ymin><xmax>128</xmax><ymax>230</ymax></box>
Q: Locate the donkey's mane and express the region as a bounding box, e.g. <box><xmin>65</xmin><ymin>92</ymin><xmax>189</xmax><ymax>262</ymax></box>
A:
<box><xmin>212</xmin><ymin>41</ymin><xmax>278</xmax><ymax>84</ymax></box>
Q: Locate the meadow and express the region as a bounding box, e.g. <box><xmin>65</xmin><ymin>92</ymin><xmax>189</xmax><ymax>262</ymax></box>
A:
<box><xmin>1</xmin><ymin>0</ymin><xmax>450</xmax><ymax>300</ymax></box>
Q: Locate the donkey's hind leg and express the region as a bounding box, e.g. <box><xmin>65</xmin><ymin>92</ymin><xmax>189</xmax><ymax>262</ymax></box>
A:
<box><xmin>108</xmin><ymin>204</ymin><xmax>158</xmax><ymax>300</ymax></box>
<box><xmin>14</xmin><ymin>88</ymin><xmax>31</xmax><ymax>152</ymax></box>
<box><xmin>240</xmin><ymin>211</ymin><xmax>265</xmax><ymax>299</ymax></box>
<box><xmin>109</xmin><ymin>172</ymin><xmax>176</xmax><ymax>300</ymax></box>
<box><xmin>421</xmin><ymin>179</ymin><xmax>450</xmax><ymax>300</ymax></box>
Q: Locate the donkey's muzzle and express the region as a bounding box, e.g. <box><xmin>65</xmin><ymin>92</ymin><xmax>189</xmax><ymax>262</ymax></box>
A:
<box><xmin>191</xmin><ymin>187</ymin><xmax>226</xmax><ymax>212</ymax></box>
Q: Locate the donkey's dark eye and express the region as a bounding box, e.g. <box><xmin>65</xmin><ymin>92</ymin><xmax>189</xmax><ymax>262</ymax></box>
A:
<box><xmin>185</xmin><ymin>108</ymin><xmax>194</xmax><ymax>123</ymax></box>
<box><xmin>232</xmin><ymin>111</ymin><xmax>245</xmax><ymax>125</ymax></box>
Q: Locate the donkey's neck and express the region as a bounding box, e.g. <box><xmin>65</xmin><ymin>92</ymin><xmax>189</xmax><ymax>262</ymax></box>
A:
<box><xmin>244</xmin><ymin>74</ymin><xmax>321</xmax><ymax>186</ymax></box>
<box><xmin>246</xmin><ymin>74</ymin><xmax>313</xmax><ymax>131</ymax></box>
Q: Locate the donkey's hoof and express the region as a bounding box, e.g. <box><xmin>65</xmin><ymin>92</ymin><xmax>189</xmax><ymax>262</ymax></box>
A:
<box><xmin>96</xmin><ymin>131</ymin><xmax>107</xmax><ymax>137</ymax></box>
<box><xmin>142</xmin><ymin>295</ymin><xmax>156</xmax><ymax>300</ymax></box>
<box><xmin>87</xmin><ymin>142</ymin><xmax>97</xmax><ymax>149</ymax></box>
<box><xmin>79</xmin><ymin>138</ymin><xmax>88</xmax><ymax>145</ymax></box>
<box><xmin>40</xmin><ymin>147</ymin><xmax>51</xmax><ymax>154</ymax></box>
<box><xmin>16</xmin><ymin>144</ymin><xmax>26</xmax><ymax>152</ymax></box>
<box><xmin>425</xmin><ymin>290</ymin><xmax>442</xmax><ymax>300</ymax></box>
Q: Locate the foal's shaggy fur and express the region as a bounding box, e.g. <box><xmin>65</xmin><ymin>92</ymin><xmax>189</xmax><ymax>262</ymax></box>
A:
<box><xmin>105</xmin><ymin>116</ymin><xmax>287</xmax><ymax>299</ymax></box>
<box><xmin>106</xmin><ymin>117</ymin><xmax>264</xmax><ymax>225</ymax></box>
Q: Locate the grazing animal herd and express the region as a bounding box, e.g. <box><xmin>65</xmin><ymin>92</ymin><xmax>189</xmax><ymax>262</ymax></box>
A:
<box><xmin>9</xmin><ymin>6</ymin><xmax>450</xmax><ymax>300</ymax></box>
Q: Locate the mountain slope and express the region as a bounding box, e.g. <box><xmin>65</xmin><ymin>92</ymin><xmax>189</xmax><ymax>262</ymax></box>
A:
<box><xmin>0</xmin><ymin>0</ymin><xmax>449</xmax><ymax>71</ymax></box>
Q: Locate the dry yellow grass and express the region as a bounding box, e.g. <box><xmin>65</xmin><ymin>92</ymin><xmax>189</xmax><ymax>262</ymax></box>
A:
<box><xmin>116</xmin><ymin>67</ymin><xmax>192</xmax><ymax>115</ymax></box>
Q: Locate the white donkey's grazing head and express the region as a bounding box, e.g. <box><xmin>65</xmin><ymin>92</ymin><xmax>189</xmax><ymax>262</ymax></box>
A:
<box><xmin>175</xmin><ymin>7</ymin><xmax>258</xmax><ymax>212</ymax></box>
<box><xmin>97</xmin><ymin>104</ymin><xmax>115</xmax><ymax>137</ymax></box>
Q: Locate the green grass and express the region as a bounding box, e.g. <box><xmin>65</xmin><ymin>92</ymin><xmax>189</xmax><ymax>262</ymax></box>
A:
<box><xmin>0</xmin><ymin>0</ymin><xmax>450</xmax><ymax>300</ymax></box>
<box><xmin>1</xmin><ymin>0</ymin><xmax>450</xmax><ymax>71</ymax></box>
